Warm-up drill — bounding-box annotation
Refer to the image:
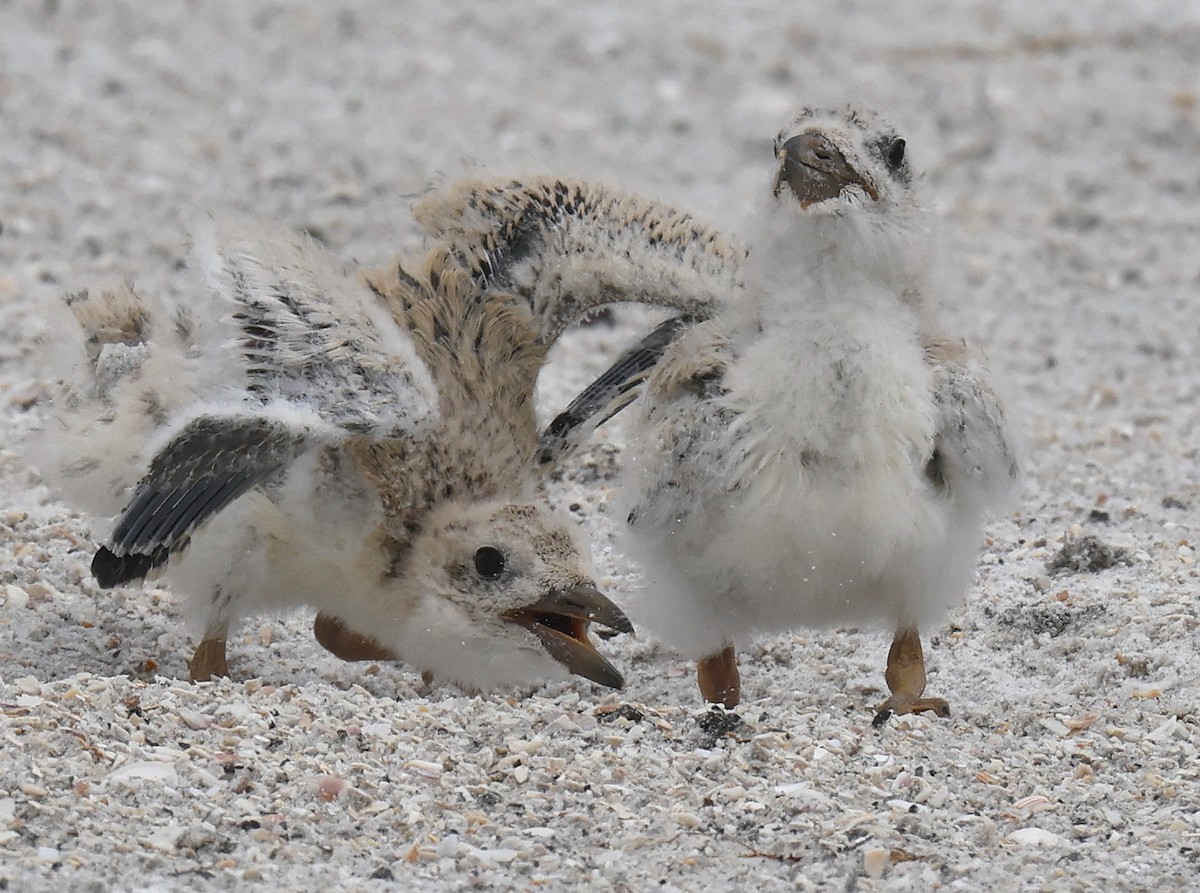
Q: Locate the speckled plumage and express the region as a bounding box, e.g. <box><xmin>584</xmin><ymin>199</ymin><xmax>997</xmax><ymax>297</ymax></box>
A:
<box><xmin>415</xmin><ymin>177</ymin><xmax>744</xmax><ymax>335</ymax></box>
<box><xmin>540</xmin><ymin>108</ymin><xmax>1020</xmax><ymax>719</ymax></box>
<box><xmin>47</xmin><ymin>182</ymin><xmax>741</xmax><ymax>691</ymax></box>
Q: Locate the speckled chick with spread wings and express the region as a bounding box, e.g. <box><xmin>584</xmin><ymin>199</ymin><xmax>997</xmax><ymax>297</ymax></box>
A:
<box><xmin>536</xmin><ymin>108</ymin><xmax>1019</xmax><ymax>722</ymax></box>
<box><xmin>50</xmin><ymin>182</ymin><xmax>739</xmax><ymax>692</ymax></box>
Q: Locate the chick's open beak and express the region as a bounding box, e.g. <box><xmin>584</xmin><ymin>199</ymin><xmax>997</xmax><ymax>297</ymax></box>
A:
<box><xmin>774</xmin><ymin>131</ymin><xmax>879</xmax><ymax>207</ymax></box>
<box><xmin>505</xmin><ymin>584</ymin><xmax>634</xmax><ymax>689</ymax></box>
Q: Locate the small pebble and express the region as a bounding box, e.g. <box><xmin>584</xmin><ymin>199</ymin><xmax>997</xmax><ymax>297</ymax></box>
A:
<box><xmin>105</xmin><ymin>762</ymin><xmax>178</xmax><ymax>786</ymax></box>
<box><xmin>1008</xmin><ymin>828</ymin><xmax>1060</xmax><ymax>847</ymax></box>
<box><xmin>863</xmin><ymin>848</ymin><xmax>890</xmax><ymax>878</ymax></box>
<box><xmin>317</xmin><ymin>776</ymin><xmax>348</xmax><ymax>801</ymax></box>
<box><xmin>3</xmin><ymin>584</ymin><xmax>29</xmax><ymax>609</ymax></box>
<box><xmin>24</xmin><ymin>582</ymin><xmax>57</xmax><ymax>601</ymax></box>
<box><xmin>1146</xmin><ymin>717</ymin><xmax>1180</xmax><ymax>742</ymax></box>
<box><xmin>1013</xmin><ymin>795</ymin><xmax>1052</xmax><ymax>813</ymax></box>
<box><xmin>406</xmin><ymin>760</ymin><xmax>444</xmax><ymax>779</ymax></box>
<box><xmin>178</xmin><ymin>709</ymin><xmax>213</xmax><ymax>730</ymax></box>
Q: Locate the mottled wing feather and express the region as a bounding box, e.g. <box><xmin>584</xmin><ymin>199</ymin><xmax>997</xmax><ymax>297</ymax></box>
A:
<box><xmin>623</xmin><ymin>322</ymin><xmax>737</xmax><ymax>526</ymax></box>
<box><xmin>95</xmin><ymin>220</ymin><xmax>441</xmax><ymax>587</ymax></box>
<box><xmin>926</xmin><ymin>342</ymin><xmax>1019</xmax><ymax>508</ymax></box>
<box><xmin>414</xmin><ymin>178</ymin><xmax>746</xmax><ymax>342</ymax></box>
<box><xmin>537</xmin><ymin>315</ymin><xmax>694</xmax><ymax>465</ymax></box>
<box><xmin>199</xmin><ymin>217</ymin><xmax>439</xmax><ymax>434</ymax></box>
<box><xmin>93</xmin><ymin>410</ymin><xmax>324</xmax><ymax>586</ymax></box>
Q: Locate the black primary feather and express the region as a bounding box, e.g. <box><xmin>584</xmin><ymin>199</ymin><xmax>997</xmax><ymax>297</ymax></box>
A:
<box><xmin>92</xmin><ymin>544</ymin><xmax>172</xmax><ymax>588</ymax></box>
<box><xmin>96</xmin><ymin>414</ymin><xmax>307</xmax><ymax>585</ymax></box>
<box><xmin>538</xmin><ymin>315</ymin><xmax>693</xmax><ymax>465</ymax></box>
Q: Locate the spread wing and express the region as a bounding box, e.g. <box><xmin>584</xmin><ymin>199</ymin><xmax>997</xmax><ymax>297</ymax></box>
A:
<box><xmin>924</xmin><ymin>339</ymin><xmax>1019</xmax><ymax>513</ymax></box>
<box><xmin>93</xmin><ymin>220</ymin><xmax>439</xmax><ymax>587</ymax></box>
<box><xmin>195</xmin><ymin>219</ymin><xmax>437</xmax><ymax>432</ymax></box>
<box><xmin>414</xmin><ymin>177</ymin><xmax>746</xmax><ymax>343</ymax></box>
<box><xmin>416</xmin><ymin>177</ymin><xmax>746</xmax><ymax>463</ymax></box>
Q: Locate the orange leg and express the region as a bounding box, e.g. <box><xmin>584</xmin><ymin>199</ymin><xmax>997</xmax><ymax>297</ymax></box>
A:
<box><xmin>697</xmin><ymin>644</ymin><xmax>741</xmax><ymax>708</ymax></box>
<box><xmin>873</xmin><ymin>626</ymin><xmax>950</xmax><ymax>726</ymax></box>
<box><xmin>189</xmin><ymin>637</ymin><xmax>230</xmax><ymax>682</ymax></box>
<box><xmin>313</xmin><ymin>612</ymin><xmax>400</xmax><ymax>662</ymax></box>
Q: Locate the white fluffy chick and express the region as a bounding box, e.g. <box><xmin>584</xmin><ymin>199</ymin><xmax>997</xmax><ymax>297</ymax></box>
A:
<box><xmin>540</xmin><ymin>107</ymin><xmax>1019</xmax><ymax>722</ymax></box>
<box><xmin>49</xmin><ymin>183</ymin><xmax>734</xmax><ymax>691</ymax></box>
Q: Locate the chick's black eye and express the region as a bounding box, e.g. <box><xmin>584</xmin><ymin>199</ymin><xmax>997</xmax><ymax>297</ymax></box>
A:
<box><xmin>474</xmin><ymin>546</ymin><xmax>506</xmax><ymax>580</ymax></box>
<box><xmin>887</xmin><ymin>138</ymin><xmax>906</xmax><ymax>170</ymax></box>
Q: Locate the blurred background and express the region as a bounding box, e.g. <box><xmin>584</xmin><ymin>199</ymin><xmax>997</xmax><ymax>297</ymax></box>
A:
<box><xmin>2</xmin><ymin>3</ymin><xmax>1199</xmax><ymax>887</ymax></box>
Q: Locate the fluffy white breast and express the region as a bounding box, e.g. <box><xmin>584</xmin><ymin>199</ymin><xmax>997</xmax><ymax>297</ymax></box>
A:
<box><xmin>618</xmin><ymin>199</ymin><xmax>959</xmax><ymax>657</ymax></box>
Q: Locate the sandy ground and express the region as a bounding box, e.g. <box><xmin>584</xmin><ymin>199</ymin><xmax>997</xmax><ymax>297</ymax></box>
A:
<box><xmin>3</xmin><ymin>2</ymin><xmax>1200</xmax><ymax>891</ymax></box>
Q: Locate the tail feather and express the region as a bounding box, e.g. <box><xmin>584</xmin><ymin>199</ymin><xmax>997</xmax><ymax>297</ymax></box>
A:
<box><xmin>39</xmin><ymin>283</ymin><xmax>194</xmax><ymax>518</ymax></box>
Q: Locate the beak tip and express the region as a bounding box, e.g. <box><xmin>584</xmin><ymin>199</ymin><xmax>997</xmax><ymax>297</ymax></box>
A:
<box><xmin>609</xmin><ymin>612</ymin><xmax>635</xmax><ymax>637</ymax></box>
<box><xmin>593</xmin><ymin>668</ymin><xmax>625</xmax><ymax>690</ymax></box>
<box><xmin>507</xmin><ymin>585</ymin><xmax>634</xmax><ymax>689</ymax></box>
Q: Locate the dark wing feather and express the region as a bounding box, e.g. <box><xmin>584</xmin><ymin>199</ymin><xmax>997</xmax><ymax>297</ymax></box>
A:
<box><xmin>93</xmin><ymin>414</ymin><xmax>309</xmax><ymax>586</ymax></box>
<box><xmin>93</xmin><ymin>220</ymin><xmax>440</xmax><ymax>587</ymax></box>
<box><xmin>92</xmin><ymin>547</ymin><xmax>169</xmax><ymax>589</ymax></box>
<box><xmin>537</xmin><ymin>315</ymin><xmax>693</xmax><ymax>465</ymax></box>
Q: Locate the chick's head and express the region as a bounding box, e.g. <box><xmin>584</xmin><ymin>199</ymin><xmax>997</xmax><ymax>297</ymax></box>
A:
<box><xmin>396</xmin><ymin>499</ymin><xmax>633</xmax><ymax>691</ymax></box>
<box><xmin>773</xmin><ymin>106</ymin><xmax>913</xmax><ymax>215</ymax></box>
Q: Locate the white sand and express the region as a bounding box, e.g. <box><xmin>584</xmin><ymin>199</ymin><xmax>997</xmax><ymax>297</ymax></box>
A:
<box><xmin>2</xmin><ymin>2</ymin><xmax>1199</xmax><ymax>890</ymax></box>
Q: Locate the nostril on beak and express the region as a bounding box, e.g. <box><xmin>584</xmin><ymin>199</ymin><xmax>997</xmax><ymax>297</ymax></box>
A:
<box><xmin>781</xmin><ymin>132</ymin><xmax>840</xmax><ymax>170</ymax></box>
